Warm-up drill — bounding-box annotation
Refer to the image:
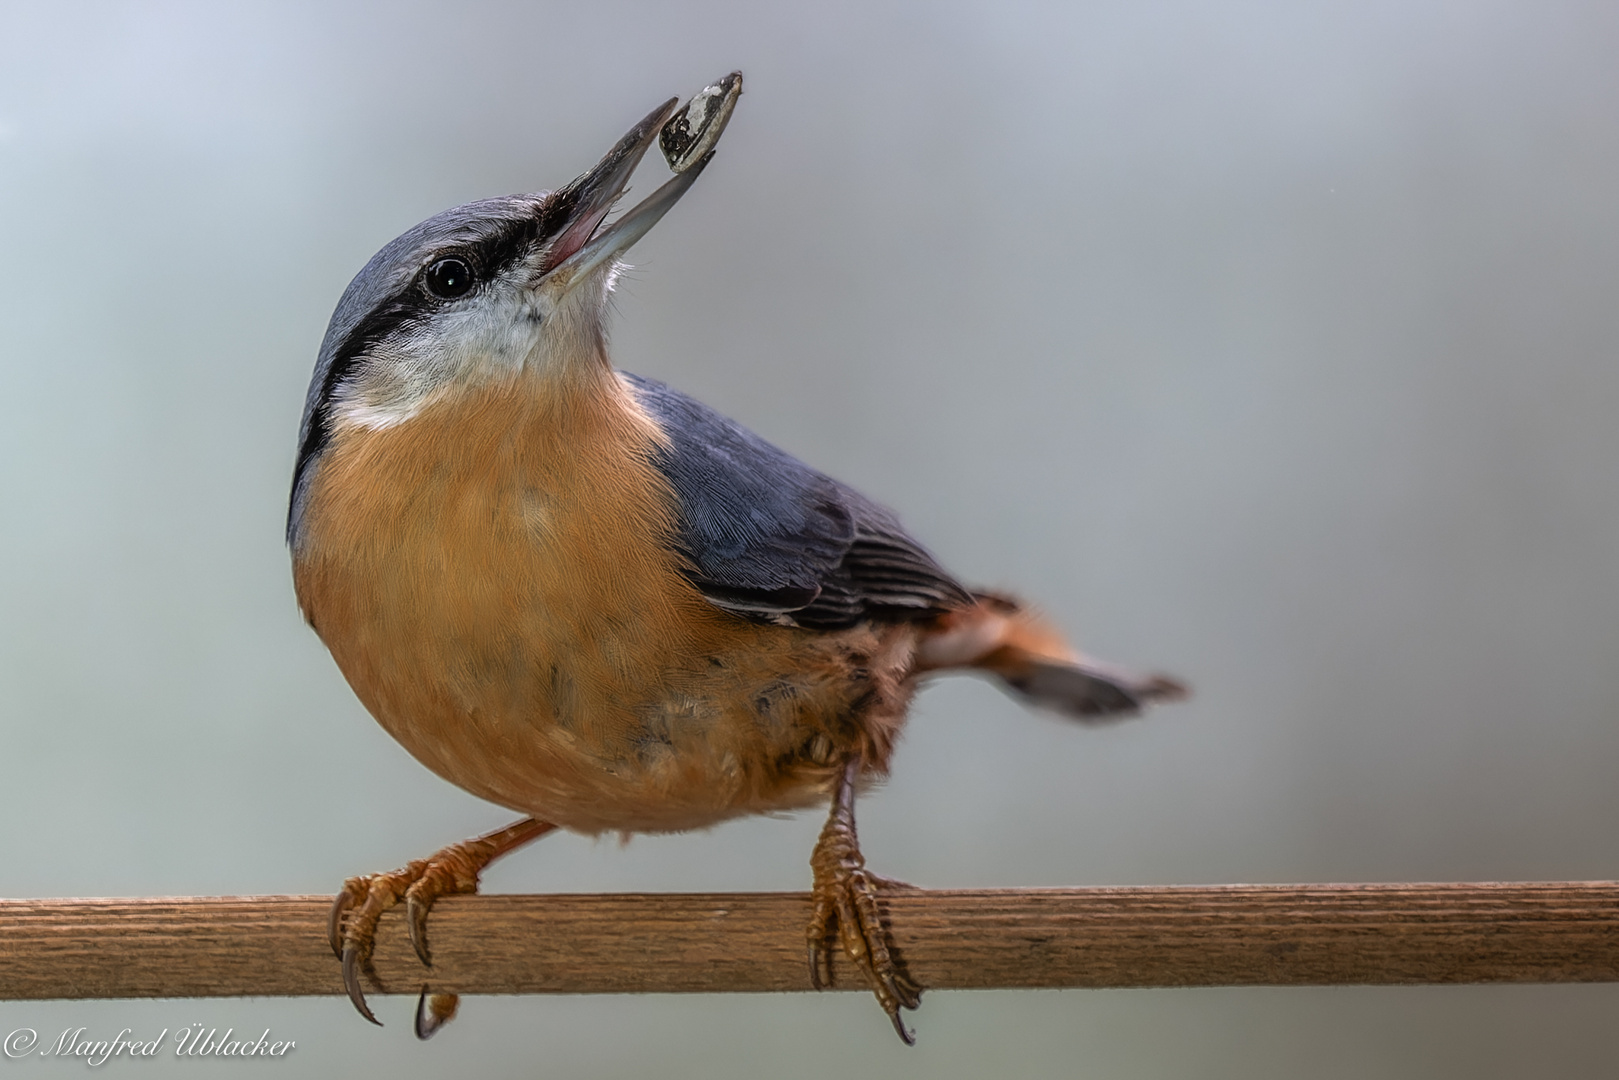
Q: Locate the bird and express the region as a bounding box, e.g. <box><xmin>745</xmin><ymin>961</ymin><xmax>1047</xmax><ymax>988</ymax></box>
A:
<box><xmin>289</xmin><ymin>82</ymin><xmax>1186</xmax><ymax>1045</ymax></box>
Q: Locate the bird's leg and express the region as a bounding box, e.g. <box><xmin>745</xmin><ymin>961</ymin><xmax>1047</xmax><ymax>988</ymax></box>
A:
<box><xmin>328</xmin><ymin>816</ymin><xmax>556</xmax><ymax>1035</ymax></box>
<box><xmin>807</xmin><ymin>757</ymin><xmax>924</xmax><ymax>1044</ymax></box>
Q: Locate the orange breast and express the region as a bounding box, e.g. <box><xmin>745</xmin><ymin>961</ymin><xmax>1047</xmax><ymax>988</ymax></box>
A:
<box><xmin>292</xmin><ymin>371</ymin><xmax>916</xmax><ymax>833</ymax></box>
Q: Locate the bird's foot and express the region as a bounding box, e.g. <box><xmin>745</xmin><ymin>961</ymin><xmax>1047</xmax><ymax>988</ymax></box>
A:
<box><xmin>328</xmin><ymin>818</ymin><xmax>554</xmax><ymax>1036</ymax></box>
<box><xmin>806</xmin><ymin>762</ymin><xmax>923</xmax><ymax>1044</ymax></box>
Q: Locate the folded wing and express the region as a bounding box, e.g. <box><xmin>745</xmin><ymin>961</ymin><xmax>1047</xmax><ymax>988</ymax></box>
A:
<box><xmin>624</xmin><ymin>373</ymin><xmax>972</xmax><ymax>629</ymax></box>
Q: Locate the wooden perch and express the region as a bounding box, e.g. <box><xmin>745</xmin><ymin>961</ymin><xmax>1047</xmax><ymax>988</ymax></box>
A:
<box><xmin>3</xmin><ymin>883</ymin><xmax>1617</xmax><ymax>1001</ymax></box>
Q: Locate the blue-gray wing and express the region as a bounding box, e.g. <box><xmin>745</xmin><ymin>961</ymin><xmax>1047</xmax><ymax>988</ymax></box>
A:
<box><xmin>624</xmin><ymin>373</ymin><xmax>973</xmax><ymax>629</ymax></box>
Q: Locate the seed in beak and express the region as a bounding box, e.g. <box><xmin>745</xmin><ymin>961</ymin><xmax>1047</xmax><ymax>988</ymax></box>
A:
<box><xmin>660</xmin><ymin>72</ymin><xmax>743</xmax><ymax>174</ymax></box>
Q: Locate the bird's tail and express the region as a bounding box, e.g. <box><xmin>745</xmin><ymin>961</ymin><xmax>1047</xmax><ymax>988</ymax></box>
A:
<box><xmin>915</xmin><ymin>592</ymin><xmax>1187</xmax><ymax>722</ymax></box>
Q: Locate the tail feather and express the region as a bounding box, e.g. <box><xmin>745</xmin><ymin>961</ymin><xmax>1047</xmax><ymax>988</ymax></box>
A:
<box><xmin>916</xmin><ymin>591</ymin><xmax>1187</xmax><ymax>722</ymax></box>
<box><xmin>990</xmin><ymin>652</ymin><xmax>1188</xmax><ymax>722</ymax></box>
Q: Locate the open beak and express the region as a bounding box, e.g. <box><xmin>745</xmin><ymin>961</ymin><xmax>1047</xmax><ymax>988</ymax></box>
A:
<box><xmin>539</xmin><ymin>97</ymin><xmax>714</xmax><ymax>292</ymax></box>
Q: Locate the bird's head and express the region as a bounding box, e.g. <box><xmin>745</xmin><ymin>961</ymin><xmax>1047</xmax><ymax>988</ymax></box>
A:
<box><xmin>290</xmin><ymin>94</ymin><xmax>725</xmax><ymax>539</ymax></box>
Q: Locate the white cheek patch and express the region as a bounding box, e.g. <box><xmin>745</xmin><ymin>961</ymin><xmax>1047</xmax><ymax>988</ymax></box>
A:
<box><xmin>329</xmin><ymin>280</ymin><xmax>548</xmax><ymax>432</ymax></box>
<box><xmin>332</xmin><ymin>341</ymin><xmax>449</xmax><ymax>431</ymax></box>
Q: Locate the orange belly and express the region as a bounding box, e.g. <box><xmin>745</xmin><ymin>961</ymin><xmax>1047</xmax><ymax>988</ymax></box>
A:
<box><xmin>292</xmin><ymin>374</ymin><xmax>916</xmax><ymax>833</ymax></box>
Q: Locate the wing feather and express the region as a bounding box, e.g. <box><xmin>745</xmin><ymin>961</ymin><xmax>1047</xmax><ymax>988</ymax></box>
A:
<box><xmin>623</xmin><ymin>373</ymin><xmax>971</xmax><ymax>628</ymax></box>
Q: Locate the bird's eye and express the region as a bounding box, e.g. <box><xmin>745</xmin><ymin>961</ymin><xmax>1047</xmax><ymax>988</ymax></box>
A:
<box><xmin>423</xmin><ymin>257</ymin><xmax>475</xmax><ymax>299</ymax></box>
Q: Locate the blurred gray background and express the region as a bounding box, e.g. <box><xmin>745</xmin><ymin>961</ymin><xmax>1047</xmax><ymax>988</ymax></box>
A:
<box><xmin>3</xmin><ymin>0</ymin><xmax>1618</xmax><ymax>1076</ymax></box>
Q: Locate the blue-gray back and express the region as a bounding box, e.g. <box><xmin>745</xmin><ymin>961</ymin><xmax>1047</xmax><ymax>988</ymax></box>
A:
<box><xmin>624</xmin><ymin>373</ymin><xmax>971</xmax><ymax>629</ymax></box>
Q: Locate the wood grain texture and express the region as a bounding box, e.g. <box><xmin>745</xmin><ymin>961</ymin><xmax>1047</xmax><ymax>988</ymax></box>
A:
<box><xmin>3</xmin><ymin>884</ymin><xmax>1618</xmax><ymax>1001</ymax></box>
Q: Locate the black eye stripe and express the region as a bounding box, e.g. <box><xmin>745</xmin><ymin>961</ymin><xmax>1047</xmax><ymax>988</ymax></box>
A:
<box><xmin>464</xmin><ymin>215</ymin><xmax>544</xmax><ymax>284</ymax></box>
<box><xmin>417</xmin><ymin>210</ymin><xmax>549</xmax><ymax>300</ymax></box>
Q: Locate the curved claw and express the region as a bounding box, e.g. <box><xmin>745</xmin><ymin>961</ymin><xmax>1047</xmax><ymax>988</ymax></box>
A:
<box><xmin>889</xmin><ymin>1010</ymin><xmax>915</xmax><ymax>1046</ymax></box>
<box><xmin>407</xmin><ymin>894</ymin><xmax>433</xmax><ymax>967</ymax></box>
<box><xmin>414</xmin><ymin>988</ymin><xmax>459</xmax><ymax>1040</ymax></box>
<box><xmin>328</xmin><ymin>889</ymin><xmax>355</xmax><ymax>960</ymax></box>
<box><xmin>879</xmin><ymin>964</ymin><xmax>923</xmax><ymax>1013</ymax></box>
<box><xmin>341</xmin><ymin>943</ymin><xmax>382</xmax><ymax>1026</ymax></box>
<box><xmin>883</xmin><ymin>970</ymin><xmax>923</xmax><ymax>1014</ymax></box>
<box><xmin>330</xmin><ymin>819</ymin><xmax>555</xmax><ymax>1033</ymax></box>
<box><xmin>807</xmin><ymin>943</ymin><xmax>823</xmax><ymax>990</ymax></box>
<box><xmin>900</xmin><ymin>975</ymin><xmax>923</xmax><ymax>1011</ymax></box>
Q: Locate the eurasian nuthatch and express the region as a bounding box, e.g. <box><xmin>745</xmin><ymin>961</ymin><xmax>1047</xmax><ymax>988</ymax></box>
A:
<box><xmin>290</xmin><ymin>74</ymin><xmax>1185</xmax><ymax>1044</ymax></box>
